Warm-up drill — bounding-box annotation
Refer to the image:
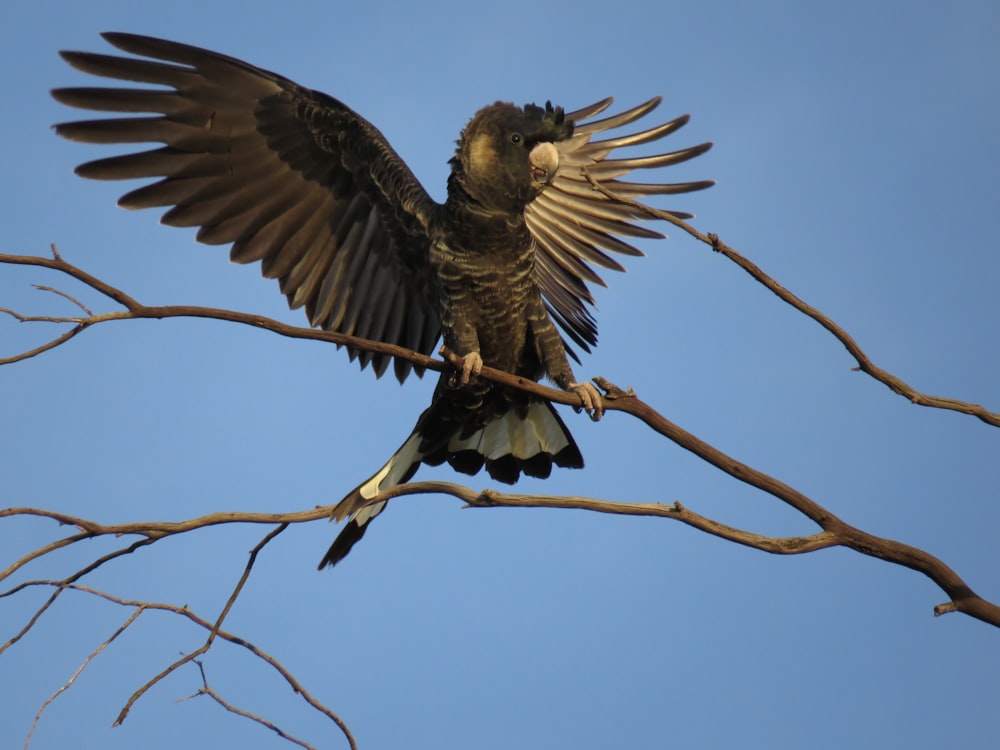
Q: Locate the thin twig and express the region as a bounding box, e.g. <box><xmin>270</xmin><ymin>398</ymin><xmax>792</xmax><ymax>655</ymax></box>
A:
<box><xmin>179</xmin><ymin>659</ymin><xmax>316</xmax><ymax>750</ymax></box>
<box><xmin>10</xmin><ymin>583</ymin><xmax>358</xmax><ymax>750</ymax></box>
<box><xmin>1</xmin><ymin>536</ymin><xmax>158</xmax><ymax>656</ymax></box>
<box><xmin>114</xmin><ymin>525</ymin><xmax>289</xmax><ymax>727</ymax></box>
<box><xmin>23</xmin><ymin>607</ymin><xmax>145</xmax><ymax>750</ymax></box>
<box><xmin>0</xmin><ymin>323</ymin><xmax>87</xmax><ymax>365</ymax></box>
<box><xmin>0</xmin><ymin>507</ymin><xmax>330</xmax><ymax>587</ymax></box>
<box><xmin>32</xmin><ymin>284</ymin><xmax>93</xmax><ymax>316</ymax></box>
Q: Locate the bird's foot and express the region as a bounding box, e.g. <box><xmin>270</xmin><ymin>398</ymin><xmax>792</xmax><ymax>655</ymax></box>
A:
<box><xmin>569</xmin><ymin>380</ymin><xmax>604</xmax><ymax>421</ymax></box>
<box><xmin>460</xmin><ymin>351</ymin><xmax>483</xmax><ymax>385</ymax></box>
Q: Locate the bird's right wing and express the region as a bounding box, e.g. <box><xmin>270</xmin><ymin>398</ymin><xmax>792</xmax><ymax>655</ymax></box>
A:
<box><xmin>53</xmin><ymin>32</ymin><xmax>441</xmax><ymax>382</ymax></box>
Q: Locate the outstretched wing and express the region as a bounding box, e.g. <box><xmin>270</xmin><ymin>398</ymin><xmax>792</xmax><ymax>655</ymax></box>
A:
<box><xmin>52</xmin><ymin>32</ymin><xmax>441</xmax><ymax>382</ymax></box>
<box><xmin>525</xmin><ymin>97</ymin><xmax>713</xmax><ymax>356</ymax></box>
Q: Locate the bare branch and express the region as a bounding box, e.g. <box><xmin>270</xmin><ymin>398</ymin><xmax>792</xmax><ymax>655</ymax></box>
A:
<box><xmin>24</xmin><ymin>607</ymin><xmax>145</xmax><ymax>750</ymax></box>
<box><xmin>31</xmin><ymin>283</ymin><xmax>93</xmax><ymax>316</ymax></box>
<box><xmin>0</xmin><ymin>321</ymin><xmax>88</xmax><ymax>365</ymax></box>
<box><xmin>344</xmin><ymin>478</ymin><xmax>1000</xmax><ymax>627</ymax></box>
<box><xmin>10</xmin><ymin>583</ymin><xmax>358</xmax><ymax>750</ymax></box>
<box><xmin>579</xmin><ymin>170</ymin><xmax>1000</xmax><ymax>428</ymax></box>
<box><xmin>3</xmin><ymin>244</ymin><xmax>997</xmax><ymax>427</ymax></box>
<box><xmin>1</xmin><ymin>536</ymin><xmax>158</xmax><ymax>656</ymax></box>
<box><xmin>3</xmin><ymin>521</ymin><xmax>359</xmax><ymax>748</ymax></box>
<box><xmin>374</xmin><ymin>480</ymin><xmax>837</xmax><ymax>554</ymax></box>
<box><xmin>182</xmin><ymin>660</ymin><xmax>316</xmax><ymax>750</ymax></box>
<box><xmin>113</xmin><ymin>524</ymin><xmax>289</xmax><ymax>727</ymax></box>
<box><xmin>0</xmin><ymin>249</ymin><xmax>444</xmax><ymax>374</ymax></box>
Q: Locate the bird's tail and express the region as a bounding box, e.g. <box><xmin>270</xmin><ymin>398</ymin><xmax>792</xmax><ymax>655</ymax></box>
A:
<box><xmin>317</xmin><ymin>399</ymin><xmax>582</xmax><ymax>569</ymax></box>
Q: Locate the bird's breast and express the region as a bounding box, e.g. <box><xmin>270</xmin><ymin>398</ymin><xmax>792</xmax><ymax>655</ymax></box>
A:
<box><xmin>431</xmin><ymin>238</ymin><xmax>537</xmax><ymax>371</ymax></box>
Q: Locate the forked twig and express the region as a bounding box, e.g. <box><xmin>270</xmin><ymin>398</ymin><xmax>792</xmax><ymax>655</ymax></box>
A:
<box><xmin>10</xmin><ymin>578</ymin><xmax>358</xmax><ymax>749</ymax></box>
<box><xmin>180</xmin><ymin>660</ymin><xmax>316</xmax><ymax>750</ymax></box>
<box><xmin>113</xmin><ymin>524</ymin><xmax>289</xmax><ymax>726</ymax></box>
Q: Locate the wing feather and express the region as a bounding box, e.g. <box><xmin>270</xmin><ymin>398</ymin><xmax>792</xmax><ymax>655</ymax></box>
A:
<box><xmin>53</xmin><ymin>32</ymin><xmax>441</xmax><ymax>382</ymax></box>
<box><xmin>526</xmin><ymin>97</ymin><xmax>713</xmax><ymax>352</ymax></box>
<box><xmin>240</xmin><ymin>190</ymin><xmax>328</xmax><ymax>267</ymax></box>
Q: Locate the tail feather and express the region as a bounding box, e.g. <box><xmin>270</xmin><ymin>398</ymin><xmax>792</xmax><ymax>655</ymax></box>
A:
<box><xmin>446</xmin><ymin>401</ymin><xmax>580</xmax><ymax>464</ymax></box>
<box><xmin>316</xmin><ymin>516</ymin><xmax>371</xmax><ymax>569</ymax></box>
<box><xmin>318</xmin><ymin>433</ymin><xmax>423</xmax><ymax>569</ymax></box>
<box><xmin>330</xmin><ymin>433</ymin><xmax>424</xmax><ymax>523</ymax></box>
<box><xmin>318</xmin><ymin>398</ymin><xmax>583</xmax><ymax>569</ymax></box>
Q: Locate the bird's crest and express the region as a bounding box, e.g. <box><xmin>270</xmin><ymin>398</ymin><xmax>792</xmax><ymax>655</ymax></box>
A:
<box><xmin>522</xmin><ymin>101</ymin><xmax>574</xmax><ymax>143</ymax></box>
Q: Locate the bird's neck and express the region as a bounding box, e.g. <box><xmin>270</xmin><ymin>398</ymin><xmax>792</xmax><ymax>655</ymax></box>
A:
<box><xmin>445</xmin><ymin>168</ymin><xmax>527</xmax><ymax>218</ymax></box>
<box><xmin>444</xmin><ymin>182</ymin><xmax>525</xmax><ymax>229</ymax></box>
<box><xmin>438</xmin><ymin>191</ymin><xmax>531</xmax><ymax>260</ymax></box>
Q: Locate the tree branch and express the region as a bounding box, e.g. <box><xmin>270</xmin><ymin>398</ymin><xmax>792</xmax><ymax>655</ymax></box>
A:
<box><xmin>180</xmin><ymin>660</ymin><xmax>317</xmax><ymax>750</ymax></box>
<box><xmin>0</xmin><ymin>245</ymin><xmax>444</xmax><ymax>372</ymax></box>
<box><xmin>3</xmin><ymin>242</ymin><xmax>997</xmax><ymax>427</ymax></box>
<box><xmin>4</xmin><ymin>449</ymin><xmax>998</xmax><ymax>629</ymax></box>
<box><xmin>8</xmin><ymin>578</ymin><xmax>358</xmax><ymax>749</ymax></box>
<box><xmin>24</xmin><ymin>607</ymin><xmax>144</xmax><ymax>750</ymax></box>
<box><xmin>112</xmin><ymin>524</ymin><xmax>289</xmax><ymax>727</ymax></box>
<box><xmin>580</xmin><ymin>171</ymin><xmax>1000</xmax><ymax>428</ymax></box>
<box><xmin>335</xmin><ymin>479</ymin><xmax>1000</xmax><ymax>627</ymax></box>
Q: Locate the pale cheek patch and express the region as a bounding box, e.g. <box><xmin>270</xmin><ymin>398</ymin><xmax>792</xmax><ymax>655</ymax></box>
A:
<box><xmin>468</xmin><ymin>133</ymin><xmax>498</xmax><ymax>177</ymax></box>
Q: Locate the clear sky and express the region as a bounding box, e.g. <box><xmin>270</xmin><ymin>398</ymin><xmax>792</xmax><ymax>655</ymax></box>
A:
<box><xmin>2</xmin><ymin>1</ymin><xmax>999</xmax><ymax>748</ymax></box>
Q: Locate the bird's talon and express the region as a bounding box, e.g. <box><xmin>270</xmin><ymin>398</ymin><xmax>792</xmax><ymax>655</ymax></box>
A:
<box><xmin>569</xmin><ymin>381</ymin><xmax>604</xmax><ymax>421</ymax></box>
<box><xmin>460</xmin><ymin>351</ymin><xmax>484</xmax><ymax>385</ymax></box>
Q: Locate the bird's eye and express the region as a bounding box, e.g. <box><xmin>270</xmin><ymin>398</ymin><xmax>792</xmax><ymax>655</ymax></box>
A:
<box><xmin>509</xmin><ymin>132</ymin><xmax>523</xmax><ymax>145</ymax></box>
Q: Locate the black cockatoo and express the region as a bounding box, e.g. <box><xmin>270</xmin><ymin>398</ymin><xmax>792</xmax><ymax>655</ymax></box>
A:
<box><xmin>52</xmin><ymin>33</ymin><xmax>713</xmax><ymax>568</ymax></box>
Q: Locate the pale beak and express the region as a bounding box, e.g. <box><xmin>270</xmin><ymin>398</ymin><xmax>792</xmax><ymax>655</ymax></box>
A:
<box><xmin>528</xmin><ymin>142</ymin><xmax>559</xmax><ymax>185</ymax></box>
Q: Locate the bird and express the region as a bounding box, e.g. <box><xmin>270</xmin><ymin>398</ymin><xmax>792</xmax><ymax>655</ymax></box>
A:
<box><xmin>52</xmin><ymin>32</ymin><xmax>714</xmax><ymax>569</ymax></box>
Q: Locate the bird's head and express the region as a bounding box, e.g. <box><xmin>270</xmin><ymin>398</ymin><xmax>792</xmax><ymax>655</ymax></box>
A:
<box><xmin>449</xmin><ymin>100</ymin><xmax>574</xmax><ymax>214</ymax></box>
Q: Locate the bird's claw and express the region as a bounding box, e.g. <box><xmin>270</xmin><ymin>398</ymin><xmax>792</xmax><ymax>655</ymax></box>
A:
<box><xmin>569</xmin><ymin>381</ymin><xmax>604</xmax><ymax>421</ymax></box>
<box><xmin>460</xmin><ymin>351</ymin><xmax>483</xmax><ymax>385</ymax></box>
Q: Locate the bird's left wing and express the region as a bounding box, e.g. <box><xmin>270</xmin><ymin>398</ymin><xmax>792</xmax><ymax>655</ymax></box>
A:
<box><xmin>525</xmin><ymin>97</ymin><xmax>713</xmax><ymax>357</ymax></box>
<box><xmin>52</xmin><ymin>32</ymin><xmax>441</xmax><ymax>382</ymax></box>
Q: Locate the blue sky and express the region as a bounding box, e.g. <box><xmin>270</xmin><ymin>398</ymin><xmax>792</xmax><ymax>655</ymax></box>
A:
<box><xmin>2</xmin><ymin>1</ymin><xmax>999</xmax><ymax>748</ymax></box>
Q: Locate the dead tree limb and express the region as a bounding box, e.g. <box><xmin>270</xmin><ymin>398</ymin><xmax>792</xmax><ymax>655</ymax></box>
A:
<box><xmin>580</xmin><ymin>171</ymin><xmax>1000</xmax><ymax>428</ymax></box>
